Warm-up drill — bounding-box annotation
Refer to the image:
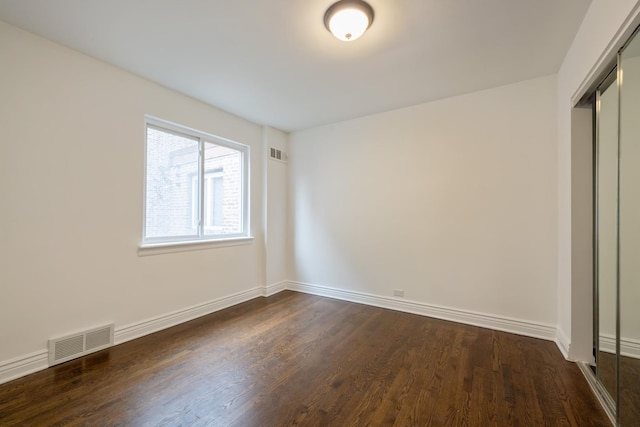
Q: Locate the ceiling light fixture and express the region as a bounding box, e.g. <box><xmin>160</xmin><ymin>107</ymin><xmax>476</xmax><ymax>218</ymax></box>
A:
<box><xmin>324</xmin><ymin>0</ymin><xmax>374</xmax><ymax>42</ymax></box>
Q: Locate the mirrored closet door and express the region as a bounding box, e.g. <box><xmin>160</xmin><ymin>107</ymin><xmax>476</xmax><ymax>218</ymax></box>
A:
<box><xmin>594</xmin><ymin>26</ymin><xmax>640</xmax><ymax>426</ymax></box>
<box><xmin>618</xmin><ymin>26</ymin><xmax>640</xmax><ymax>426</ymax></box>
<box><xmin>595</xmin><ymin>66</ymin><xmax>618</xmax><ymax>413</ymax></box>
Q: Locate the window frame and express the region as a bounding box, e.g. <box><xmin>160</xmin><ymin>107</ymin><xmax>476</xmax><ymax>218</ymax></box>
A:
<box><xmin>190</xmin><ymin>169</ymin><xmax>224</xmax><ymax>232</ymax></box>
<box><xmin>141</xmin><ymin>116</ymin><xmax>250</xmax><ymax>249</ymax></box>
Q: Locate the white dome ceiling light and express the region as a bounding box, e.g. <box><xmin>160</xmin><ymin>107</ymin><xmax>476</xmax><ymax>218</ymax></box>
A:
<box><xmin>324</xmin><ymin>0</ymin><xmax>374</xmax><ymax>42</ymax></box>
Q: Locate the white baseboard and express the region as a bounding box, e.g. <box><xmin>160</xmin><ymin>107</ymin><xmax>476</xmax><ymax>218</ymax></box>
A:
<box><xmin>115</xmin><ymin>287</ymin><xmax>263</xmax><ymax>345</ymax></box>
<box><xmin>555</xmin><ymin>327</ymin><xmax>571</xmax><ymax>359</ymax></box>
<box><xmin>1</xmin><ymin>281</ymin><xmax>569</xmax><ymax>386</ymax></box>
<box><xmin>263</xmin><ymin>281</ymin><xmax>288</xmax><ymax>297</ymax></box>
<box><xmin>0</xmin><ymin>286</ymin><xmax>266</xmax><ymax>385</ymax></box>
<box><xmin>599</xmin><ymin>334</ymin><xmax>640</xmax><ymax>359</ymax></box>
<box><xmin>286</xmin><ymin>281</ymin><xmax>556</xmax><ymax>341</ymax></box>
<box><xmin>0</xmin><ymin>350</ymin><xmax>48</xmax><ymax>385</ymax></box>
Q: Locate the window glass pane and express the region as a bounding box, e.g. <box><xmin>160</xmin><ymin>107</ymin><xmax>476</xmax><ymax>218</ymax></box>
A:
<box><xmin>203</xmin><ymin>141</ymin><xmax>243</xmax><ymax>235</ymax></box>
<box><xmin>145</xmin><ymin>127</ymin><xmax>199</xmax><ymax>239</ymax></box>
<box><xmin>212</xmin><ymin>176</ymin><xmax>223</xmax><ymax>228</ymax></box>
<box><xmin>200</xmin><ymin>171</ymin><xmax>223</xmax><ymax>230</ymax></box>
<box><xmin>143</xmin><ymin>118</ymin><xmax>248</xmax><ymax>245</ymax></box>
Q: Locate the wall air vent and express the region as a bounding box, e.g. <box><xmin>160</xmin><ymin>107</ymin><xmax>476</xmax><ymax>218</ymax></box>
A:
<box><xmin>269</xmin><ymin>147</ymin><xmax>288</xmax><ymax>163</ymax></box>
<box><xmin>48</xmin><ymin>324</ymin><xmax>114</xmax><ymax>366</ymax></box>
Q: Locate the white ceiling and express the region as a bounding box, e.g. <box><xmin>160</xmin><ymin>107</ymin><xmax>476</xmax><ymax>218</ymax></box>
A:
<box><xmin>0</xmin><ymin>0</ymin><xmax>591</xmax><ymax>132</ymax></box>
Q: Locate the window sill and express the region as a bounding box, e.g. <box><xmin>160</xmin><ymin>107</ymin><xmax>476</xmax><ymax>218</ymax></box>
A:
<box><xmin>138</xmin><ymin>236</ymin><xmax>254</xmax><ymax>257</ymax></box>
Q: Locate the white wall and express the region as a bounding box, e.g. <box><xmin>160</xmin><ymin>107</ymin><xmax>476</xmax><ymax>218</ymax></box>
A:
<box><xmin>5</xmin><ymin>0</ymin><xmax>640</xmax><ymax>380</ymax></box>
<box><xmin>263</xmin><ymin>127</ymin><xmax>290</xmax><ymax>289</ymax></box>
<box><xmin>0</xmin><ymin>21</ymin><xmax>270</xmax><ymax>368</ymax></box>
<box><xmin>556</xmin><ymin>0</ymin><xmax>640</xmax><ymax>360</ymax></box>
<box><xmin>289</xmin><ymin>76</ymin><xmax>558</xmax><ymax>328</ymax></box>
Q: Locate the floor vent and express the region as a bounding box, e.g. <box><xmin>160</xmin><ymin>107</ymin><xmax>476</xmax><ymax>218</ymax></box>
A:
<box><xmin>269</xmin><ymin>147</ymin><xmax>288</xmax><ymax>162</ymax></box>
<box><xmin>48</xmin><ymin>324</ymin><xmax>114</xmax><ymax>366</ymax></box>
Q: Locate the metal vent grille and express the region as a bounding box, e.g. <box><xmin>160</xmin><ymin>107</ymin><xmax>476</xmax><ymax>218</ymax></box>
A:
<box><xmin>86</xmin><ymin>326</ymin><xmax>112</xmax><ymax>351</ymax></box>
<box><xmin>48</xmin><ymin>324</ymin><xmax>114</xmax><ymax>366</ymax></box>
<box><xmin>269</xmin><ymin>147</ymin><xmax>287</xmax><ymax>162</ymax></box>
<box><xmin>54</xmin><ymin>336</ymin><xmax>84</xmax><ymax>362</ymax></box>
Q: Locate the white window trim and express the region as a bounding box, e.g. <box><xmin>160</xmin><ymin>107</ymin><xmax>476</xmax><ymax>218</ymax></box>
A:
<box><xmin>138</xmin><ymin>236</ymin><xmax>254</xmax><ymax>256</ymax></box>
<box><xmin>141</xmin><ymin>116</ymin><xmax>251</xmax><ymax>251</ymax></box>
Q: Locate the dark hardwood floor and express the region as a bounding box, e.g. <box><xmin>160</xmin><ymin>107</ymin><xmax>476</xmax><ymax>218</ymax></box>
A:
<box><xmin>0</xmin><ymin>291</ymin><xmax>610</xmax><ymax>426</ymax></box>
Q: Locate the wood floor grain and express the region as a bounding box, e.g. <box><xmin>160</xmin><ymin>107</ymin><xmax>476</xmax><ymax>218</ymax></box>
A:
<box><xmin>0</xmin><ymin>291</ymin><xmax>610</xmax><ymax>426</ymax></box>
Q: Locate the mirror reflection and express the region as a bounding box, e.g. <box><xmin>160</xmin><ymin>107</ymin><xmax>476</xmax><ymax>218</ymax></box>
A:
<box><xmin>596</xmin><ymin>75</ymin><xmax>618</xmax><ymax>407</ymax></box>
<box><xmin>618</xmin><ymin>28</ymin><xmax>640</xmax><ymax>426</ymax></box>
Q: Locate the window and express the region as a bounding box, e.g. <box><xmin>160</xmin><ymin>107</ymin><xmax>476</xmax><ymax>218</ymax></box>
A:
<box><xmin>143</xmin><ymin>117</ymin><xmax>249</xmax><ymax>245</ymax></box>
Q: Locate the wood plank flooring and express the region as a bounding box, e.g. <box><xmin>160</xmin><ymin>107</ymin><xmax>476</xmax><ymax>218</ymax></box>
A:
<box><xmin>0</xmin><ymin>291</ymin><xmax>610</xmax><ymax>426</ymax></box>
